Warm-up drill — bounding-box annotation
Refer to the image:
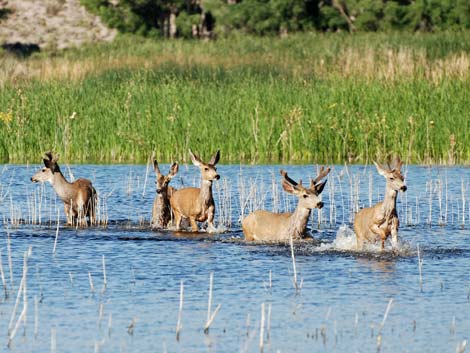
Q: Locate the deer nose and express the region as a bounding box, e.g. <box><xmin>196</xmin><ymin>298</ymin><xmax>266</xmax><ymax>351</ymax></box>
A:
<box><xmin>156</xmin><ymin>189</ymin><xmax>162</xmax><ymax>194</ymax></box>
<box><xmin>401</xmin><ymin>185</ymin><xmax>407</xmax><ymax>192</ymax></box>
<box><xmin>214</xmin><ymin>175</ymin><xmax>220</xmax><ymax>180</ymax></box>
<box><xmin>317</xmin><ymin>202</ymin><xmax>324</xmax><ymax>209</ymax></box>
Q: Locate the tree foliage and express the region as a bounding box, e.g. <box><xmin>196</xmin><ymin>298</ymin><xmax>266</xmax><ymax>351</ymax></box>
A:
<box><xmin>81</xmin><ymin>0</ymin><xmax>470</xmax><ymax>38</ymax></box>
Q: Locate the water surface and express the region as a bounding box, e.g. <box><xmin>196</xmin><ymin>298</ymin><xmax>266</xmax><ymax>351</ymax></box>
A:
<box><xmin>0</xmin><ymin>164</ymin><xmax>468</xmax><ymax>352</ymax></box>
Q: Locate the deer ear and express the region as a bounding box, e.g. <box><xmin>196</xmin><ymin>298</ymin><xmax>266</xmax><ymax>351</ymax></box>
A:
<box><xmin>373</xmin><ymin>161</ymin><xmax>388</xmax><ymax>177</ymax></box>
<box><xmin>281</xmin><ymin>179</ymin><xmax>296</xmax><ymax>194</ymax></box>
<box><xmin>169</xmin><ymin>162</ymin><xmax>179</xmax><ymax>177</ymax></box>
<box><xmin>153</xmin><ymin>160</ymin><xmax>161</xmax><ymax>175</ymax></box>
<box><xmin>209</xmin><ymin>150</ymin><xmax>220</xmax><ymax>165</ymax></box>
<box><xmin>189</xmin><ymin>149</ymin><xmax>202</xmax><ymax>167</ymax></box>
<box><xmin>315</xmin><ymin>180</ymin><xmax>327</xmax><ymax>194</ymax></box>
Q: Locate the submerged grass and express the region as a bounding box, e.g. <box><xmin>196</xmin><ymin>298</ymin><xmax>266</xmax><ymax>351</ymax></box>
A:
<box><xmin>0</xmin><ymin>32</ymin><xmax>469</xmax><ymax>164</ymax></box>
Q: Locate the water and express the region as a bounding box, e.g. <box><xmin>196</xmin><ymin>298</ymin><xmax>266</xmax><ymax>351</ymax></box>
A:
<box><xmin>0</xmin><ymin>164</ymin><xmax>469</xmax><ymax>352</ymax></box>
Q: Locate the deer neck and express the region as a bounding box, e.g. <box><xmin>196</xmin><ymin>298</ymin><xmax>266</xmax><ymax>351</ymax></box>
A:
<box><xmin>382</xmin><ymin>184</ymin><xmax>398</xmax><ymax>215</ymax></box>
<box><xmin>288</xmin><ymin>206</ymin><xmax>311</xmax><ymax>239</ymax></box>
<box><xmin>198</xmin><ymin>180</ymin><xmax>214</xmax><ymax>206</ymax></box>
<box><xmin>50</xmin><ymin>172</ymin><xmax>73</xmax><ymax>202</ymax></box>
<box><xmin>156</xmin><ymin>190</ymin><xmax>170</xmax><ymax>208</ymax></box>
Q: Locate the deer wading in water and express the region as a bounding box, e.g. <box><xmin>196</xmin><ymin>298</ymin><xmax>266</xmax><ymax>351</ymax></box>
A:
<box><xmin>353</xmin><ymin>157</ymin><xmax>407</xmax><ymax>250</ymax></box>
<box><xmin>31</xmin><ymin>152</ymin><xmax>97</xmax><ymax>226</ymax></box>
<box><xmin>151</xmin><ymin>159</ymin><xmax>179</xmax><ymax>229</ymax></box>
<box><xmin>242</xmin><ymin>166</ymin><xmax>330</xmax><ymax>242</ymax></box>
<box><xmin>170</xmin><ymin>150</ymin><xmax>220</xmax><ymax>232</ymax></box>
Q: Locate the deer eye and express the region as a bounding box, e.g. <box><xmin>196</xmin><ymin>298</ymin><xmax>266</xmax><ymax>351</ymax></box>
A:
<box><xmin>205</xmin><ymin>167</ymin><xmax>209</xmax><ymax>171</ymax></box>
<box><xmin>389</xmin><ymin>177</ymin><xmax>394</xmax><ymax>181</ymax></box>
<box><xmin>303</xmin><ymin>194</ymin><xmax>308</xmax><ymax>199</ymax></box>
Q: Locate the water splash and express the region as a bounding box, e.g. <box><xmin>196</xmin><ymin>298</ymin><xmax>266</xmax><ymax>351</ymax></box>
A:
<box><xmin>319</xmin><ymin>224</ymin><xmax>358</xmax><ymax>251</ymax></box>
<box><xmin>319</xmin><ymin>224</ymin><xmax>413</xmax><ymax>255</ymax></box>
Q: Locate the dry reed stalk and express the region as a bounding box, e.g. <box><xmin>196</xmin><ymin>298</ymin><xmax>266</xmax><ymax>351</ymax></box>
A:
<box><xmin>7</xmin><ymin>230</ymin><xmax>13</xmax><ymax>290</ymax></box>
<box><xmin>176</xmin><ymin>280</ymin><xmax>184</xmax><ymax>341</ymax></box>
<box><xmin>142</xmin><ymin>156</ymin><xmax>152</xmax><ymax>197</ymax></box>
<box><xmin>107</xmin><ymin>313</ymin><xmax>112</xmax><ymax>338</ymax></box>
<box><xmin>88</xmin><ymin>272</ymin><xmax>95</xmax><ymax>293</ymax></box>
<box><xmin>289</xmin><ymin>233</ymin><xmax>299</xmax><ymax>292</ymax></box>
<box><xmin>7</xmin><ymin>251</ymin><xmax>28</xmax><ymax>346</ymax></box>
<box><xmin>376</xmin><ymin>298</ymin><xmax>393</xmax><ymax>352</ymax></box>
<box><xmin>0</xmin><ymin>249</ymin><xmax>8</xmax><ymax>299</ymax></box>
<box><xmin>245</xmin><ymin>313</ymin><xmax>251</xmax><ymax>337</ymax></box>
<box><xmin>379</xmin><ymin>298</ymin><xmax>394</xmax><ymax>334</ymax></box>
<box><xmin>354</xmin><ymin>313</ymin><xmax>359</xmax><ymax>336</ymax></box>
<box><xmin>206</xmin><ymin>272</ymin><xmax>213</xmax><ymax>328</ymax></box>
<box><xmin>53</xmin><ymin>209</ymin><xmax>59</xmax><ymax>255</ymax></box>
<box><xmin>127</xmin><ymin>317</ymin><xmax>137</xmax><ymax>335</ymax></box>
<box><xmin>8</xmin><ymin>304</ymin><xmax>27</xmax><ymax>347</ymax></box>
<box><xmin>417</xmin><ymin>244</ymin><xmax>423</xmax><ymax>291</ymax></box>
<box><xmin>461</xmin><ymin>179</ymin><xmax>466</xmax><ymax>226</ymax></box>
<box><xmin>102</xmin><ymin>255</ymin><xmax>107</xmax><ymax>292</ymax></box>
<box><xmin>204</xmin><ymin>272</ymin><xmax>221</xmax><ymax>334</ymax></box>
<box><xmin>455</xmin><ymin>340</ymin><xmax>467</xmax><ymax>353</ymax></box>
<box><xmin>8</xmin><ymin>251</ymin><xmax>27</xmax><ymax>335</ymax></box>
<box><xmin>51</xmin><ymin>327</ymin><xmax>57</xmax><ymax>353</ymax></box>
<box><xmin>259</xmin><ymin>303</ymin><xmax>265</xmax><ymax>353</ymax></box>
<box><xmin>266</xmin><ymin>303</ymin><xmax>272</xmax><ymax>342</ymax></box>
<box><xmin>34</xmin><ymin>295</ymin><xmax>38</xmax><ymax>339</ymax></box>
<box><xmin>98</xmin><ymin>303</ymin><xmax>104</xmax><ymax>329</ymax></box>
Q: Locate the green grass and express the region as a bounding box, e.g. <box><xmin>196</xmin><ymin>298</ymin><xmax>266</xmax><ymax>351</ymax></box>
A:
<box><xmin>0</xmin><ymin>32</ymin><xmax>469</xmax><ymax>164</ymax></box>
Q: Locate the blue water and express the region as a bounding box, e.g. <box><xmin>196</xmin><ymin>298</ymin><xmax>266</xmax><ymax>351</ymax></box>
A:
<box><xmin>0</xmin><ymin>164</ymin><xmax>468</xmax><ymax>352</ymax></box>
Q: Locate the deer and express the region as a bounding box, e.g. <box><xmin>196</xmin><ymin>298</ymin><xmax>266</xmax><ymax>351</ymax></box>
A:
<box><xmin>169</xmin><ymin>149</ymin><xmax>220</xmax><ymax>232</ymax></box>
<box><xmin>151</xmin><ymin>160</ymin><xmax>179</xmax><ymax>229</ymax></box>
<box><xmin>31</xmin><ymin>152</ymin><xmax>97</xmax><ymax>227</ymax></box>
<box><xmin>353</xmin><ymin>157</ymin><xmax>407</xmax><ymax>251</ymax></box>
<box><xmin>242</xmin><ymin>166</ymin><xmax>330</xmax><ymax>242</ymax></box>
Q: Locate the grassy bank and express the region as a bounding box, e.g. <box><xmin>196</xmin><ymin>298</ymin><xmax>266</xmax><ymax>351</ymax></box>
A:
<box><xmin>0</xmin><ymin>32</ymin><xmax>469</xmax><ymax>164</ymax></box>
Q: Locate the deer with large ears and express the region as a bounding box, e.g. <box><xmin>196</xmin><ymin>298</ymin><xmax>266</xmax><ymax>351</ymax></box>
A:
<box><xmin>354</xmin><ymin>157</ymin><xmax>407</xmax><ymax>251</ymax></box>
<box><xmin>151</xmin><ymin>160</ymin><xmax>179</xmax><ymax>229</ymax></box>
<box><xmin>242</xmin><ymin>166</ymin><xmax>330</xmax><ymax>242</ymax></box>
<box><xmin>31</xmin><ymin>152</ymin><xmax>97</xmax><ymax>226</ymax></box>
<box><xmin>170</xmin><ymin>149</ymin><xmax>220</xmax><ymax>232</ymax></box>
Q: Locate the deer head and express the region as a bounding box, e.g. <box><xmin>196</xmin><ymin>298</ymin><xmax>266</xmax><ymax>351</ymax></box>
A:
<box><xmin>31</xmin><ymin>152</ymin><xmax>61</xmax><ymax>184</ymax></box>
<box><xmin>374</xmin><ymin>156</ymin><xmax>407</xmax><ymax>192</ymax></box>
<box><xmin>189</xmin><ymin>149</ymin><xmax>220</xmax><ymax>182</ymax></box>
<box><xmin>280</xmin><ymin>169</ymin><xmax>327</xmax><ymax>210</ymax></box>
<box><xmin>154</xmin><ymin>160</ymin><xmax>179</xmax><ymax>195</ymax></box>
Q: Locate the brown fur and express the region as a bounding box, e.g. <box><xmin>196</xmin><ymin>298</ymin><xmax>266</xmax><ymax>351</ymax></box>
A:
<box><xmin>170</xmin><ymin>150</ymin><xmax>220</xmax><ymax>232</ymax></box>
<box><xmin>353</xmin><ymin>158</ymin><xmax>407</xmax><ymax>250</ymax></box>
<box><xmin>31</xmin><ymin>152</ymin><xmax>97</xmax><ymax>226</ymax></box>
<box><xmin>242</xmin><ymin>167</ymin><xmax>330</xmax><ymax>242</ymax></box>
<box><xmin>151</xmin><ymin>160</ymin><xmax>178</xmax><ymax>229</ymax></box>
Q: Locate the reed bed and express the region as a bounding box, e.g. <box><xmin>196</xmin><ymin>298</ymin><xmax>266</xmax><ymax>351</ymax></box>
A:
<box><xmin>2</xmin><ymin>164</ymin><xmax>470</xmax><ymax>230</ymax></box>
<box><xmin>0</xmin><ymin>32</ymin><xmax>469</xmax><ymax>164</ymax></box>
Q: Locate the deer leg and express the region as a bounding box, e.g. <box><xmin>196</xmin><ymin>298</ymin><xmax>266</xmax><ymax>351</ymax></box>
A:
<box><xmin>189</xmin><ymin>218</ymin><xmax>198</xmax><ymax>232</ymax></box>
<box><xmin>370</xmin><ymin>223</ymin><xmax>387</xmax><ymax>251</ymax></box>
<box><xmin>207</xmin><ymin>207</ymin><xmax>216</xmax><ymax>233</ymax></box>
<box><xmin>174</xmin><ymin>211</ymin><xmax>182</xmax><ymax>231</ymax></box>
<box><xmin>87</xmin><ymin>198</ymin><xmax>96</xmax><ymax>226</ymax></box>
<box><xmin>64</xmin><ymin>203</ymin><xmax>73</xmax><ymax>226</ymax></box>
<box><xmin>391</xmin><ymin>218</ymin><xmax>399</xmax><ymax>248</ymax></box>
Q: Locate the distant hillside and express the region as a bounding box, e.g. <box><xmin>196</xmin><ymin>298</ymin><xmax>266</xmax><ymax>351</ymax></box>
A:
<box><xmin>0</xmin><ymin>0</ymin><xmax>116</xmax><ymax>51</ymax></box>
